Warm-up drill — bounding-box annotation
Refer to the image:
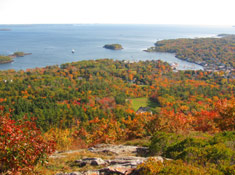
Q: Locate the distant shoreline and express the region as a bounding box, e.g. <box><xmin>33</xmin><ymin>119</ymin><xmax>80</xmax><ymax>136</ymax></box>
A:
<box><xmin>0</xmin><ymin>28</ymin><xmax>11</xmax><ymax>31</ymax></box>
<box><xmin>143</xmin><ymin>49</ymin><xmax>203</xmax><ymax>70</ymax></box>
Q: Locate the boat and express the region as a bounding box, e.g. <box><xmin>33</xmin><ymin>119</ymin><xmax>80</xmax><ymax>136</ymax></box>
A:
<box><xmin>72</xmin><ymin>49</ymin><xmax>75</xmax><ymax>53</ymax></box>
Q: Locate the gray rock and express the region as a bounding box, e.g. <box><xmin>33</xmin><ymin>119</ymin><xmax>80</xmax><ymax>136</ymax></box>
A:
<box><xmin>89</xmin><ymin>144</ymin><xmax>148</xmax><ymax>156</ymax></box>
<box><xmin>108</xmin><ymin>156</ymin><xmax>146</xmax><ymax>167</ymax></box>
<box><xmin>75</xmin><ymin>158</ymin><xmax>106</xmax><ymax>167</ymax></box>
<box><xmin>90</xmin><ymin>158</ymin><xmax>106</xmax><ymax>166</ymax></box>
<box><xmin>55</xmin><ymin>144</ymin><xmax>166</xmax><ymax>175</ymax></box>
<box><xmin>70</xmin><ymin>173</ymin><xmax>82</xmax><ymax>175</ymax></box>
<box><xmin>74</xmin><ymin>159</ymin><xmax>87</xmax><ymax>167</ymax></box>
<box><xmin>82</xmin><ymin>170</ymin><xmax>100</xmax><ymax>175</ymax></box>
<box><xmin>56</xmin><ymin>172</ymin><xmax>82</xmax><ymax>175</ymax></box>
<box><xmin>100</xmin><ymin>165</ymin><xmax>134</xmax><ymax>175</ymax></box>
<box><xmin>136</xmin><ymin>147</ymin><xmax>149</xmax><ymax>156</ymax></box>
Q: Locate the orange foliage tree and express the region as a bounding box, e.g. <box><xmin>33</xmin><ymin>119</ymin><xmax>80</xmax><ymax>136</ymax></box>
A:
<box><xmin>214</xmin><ymin>99</ymin><xmax>235</xmax><ymax>131</ymax></box>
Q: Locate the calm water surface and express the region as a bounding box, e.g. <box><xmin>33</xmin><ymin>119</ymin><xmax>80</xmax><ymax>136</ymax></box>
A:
<box><xmin>0</xmin><ymin>24</ymin><xmax>234</xmax><ymax>70</ymax></box>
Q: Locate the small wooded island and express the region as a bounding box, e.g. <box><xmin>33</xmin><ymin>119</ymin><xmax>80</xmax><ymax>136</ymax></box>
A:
<box><xmin>9</xmin><ymin>52</ymin><xmax>32</xmax><ymax>58</ymax></box>
<box><xmin>0</xmin><ymin>52</ymin><xmax>32</xmax><ymax>64</ymax></box>
<box><xmin>103</xmin><ymin>44</ymin><xmax>123</xmax><ymax>50</ymax></box>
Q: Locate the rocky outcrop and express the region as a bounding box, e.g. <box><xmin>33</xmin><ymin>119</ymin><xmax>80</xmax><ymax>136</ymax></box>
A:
<box><xmin>75</xmin><ymin>158</ymin><xmax>106</xmax><ymax>167</ymax></box>
<box><xmin>55</xmin><ymin>144</ymin><xmax>167</xmax><ymax>175</ymax></box>
<box><xmin>100</xmin><ymin>165</ymin><xmax>135</xmax><ymax>175</ymax></box>
<box><xmin>88</xmin><ymin>144</ymin><xmax>148</xmax><ymax>156</ymax></box>
<box><xmin>56</xmin><ymin>171</ymin><xmax>100</xmax><ymax>175</ymax></box>
<box><xmin>108</xmin><ymin>156</ymin><xmax>146</xmax><ymax>167</ymax></box>
<box><xmin>56</xmin><ymin>156</ymin><xmax>165</xmax><ymax>175</ymax></box>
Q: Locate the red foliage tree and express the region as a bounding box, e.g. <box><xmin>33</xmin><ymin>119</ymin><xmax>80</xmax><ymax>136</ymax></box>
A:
<box><xmin>0</xmin><ymin>114</ymin><xmax>56</xmax><ymax>174</ymax></box>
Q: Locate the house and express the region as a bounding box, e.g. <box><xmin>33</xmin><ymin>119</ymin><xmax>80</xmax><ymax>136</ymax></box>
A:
<box><xmin>136</xmin><ymin>107</ymin><xmax>152</xmax><ymax>115</ymax></box>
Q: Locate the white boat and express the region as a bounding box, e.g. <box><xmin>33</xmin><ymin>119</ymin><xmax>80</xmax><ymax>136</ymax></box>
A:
<box><xmin>72</xmin><ymin>49</ymin><xmax>75</xmax><ymax>53</ymax></box>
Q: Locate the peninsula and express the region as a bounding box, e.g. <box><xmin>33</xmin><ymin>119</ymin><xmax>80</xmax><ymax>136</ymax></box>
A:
<box><xmin>103</xmin><ymin>44</ymin><xmax>123</xmax><ymax>50</ymax></box>
<box><xmin>0</xmin><ymin>56</ymin><xmax>13</xmax><ymax>64</ymax></box>
<box><xmin>0</xmin><ymin>52</ymin><xmax>32</xmax><ymax>64</ymax></box>
<box><xmin>144</xmin><ymin>34</ymin><xmax>235</xmax><ymax>72</ymax></box>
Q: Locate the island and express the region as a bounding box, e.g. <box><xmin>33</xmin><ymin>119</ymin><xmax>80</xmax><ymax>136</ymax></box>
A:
<box><xmin>103</xmin><ymin>44</ymin><xmax>123</xmax><ymax>50</ymax></box>
<box><xmin>9</xmin><ymin>52</ymin><xmax>32</xmax><ymax>58</ymax></box>
<box><xmin>0</xmin><ymin>52</ymin><xmax>32</xmax><ymax>64</ymax></box>
<box><xmin>144</xmin><ymin>34</ymin><xmax>235</xmax><ymax>72</ymax></box>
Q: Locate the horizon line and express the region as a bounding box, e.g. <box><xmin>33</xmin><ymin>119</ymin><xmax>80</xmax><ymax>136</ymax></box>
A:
<box><xmin>0</xmin><ymin>23</ymin><xmax>234</xmax><ymax>27</ymax></box>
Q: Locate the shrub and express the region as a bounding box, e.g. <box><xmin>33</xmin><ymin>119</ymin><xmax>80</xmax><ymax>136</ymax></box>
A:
<box><xmin>0</xmin><ymin>115</ymin><xmax>56</xmax><ymax>174</ymax></box>
<box><xmin>177</xmin><ymin>143</ymin><xmax>234</xmax><ymax>167</ymax></box>
<box><xmin>137</xmin><ymin>159</ymin><xmax>221</xmax><ymax>175</ymax></box>
<box><xmin>148</xmin><ymin>132</ymin><xmax>235</xmax><ymax>174</ymax></box>
<box><xmin>165</xmin><ymin>137</ymin><xmax>208</xmax><ymax>159</ymax></box>
<box><xmin>159</xmin><ymin>160</ymin><xmax>222</xmax><ymax>175</ymax></box>
<box><xmin>224</xmin><ymin>165</ymin><xmax>235</xmax><ymax>175</ymax></box>
<box><xmin>149</xmin><ymin>132</ymin><xmax>183</xmax><ymax>156</ymax></box>
<box><xmin>44</xmin><ymin>128</ymin><xmax>73</xmax><ymax>151</ymax></box>
<box><xmin>204</xmin><ymin>143</ymin><xmax>234</xmax><ymax>165</ymax></box>
<box><xmin>176</xmin><ymin>146</ymin><xmax>205</xmax><ymax>164</ymax></box>
<box><xmin>210</xmin><ymin>131</ymin><xmax>235</xmax><ymax>151</ymax></box>
<box><xmin>137</xmin><ymin>157</ymin><xmax>164</xmax><ymax>175</ymax></box>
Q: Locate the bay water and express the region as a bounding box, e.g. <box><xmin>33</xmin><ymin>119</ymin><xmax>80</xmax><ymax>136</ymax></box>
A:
<box><xmin>0</xmin><ymin>24</ymin><xmax>234</xmax><ymax>70</ymax></box>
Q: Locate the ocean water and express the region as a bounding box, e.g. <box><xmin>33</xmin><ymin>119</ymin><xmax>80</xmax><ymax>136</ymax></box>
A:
<box><xmin>0</xmin><ymin>24</ymin><xmax>234</xmax><ymax>71</ymax></box>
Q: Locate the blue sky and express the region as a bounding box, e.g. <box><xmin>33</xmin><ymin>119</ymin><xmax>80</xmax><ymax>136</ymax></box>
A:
<box><xmin>0</xmin><ymin>0</ymin><xmax>234</xmax><ymax>25</ymax></box>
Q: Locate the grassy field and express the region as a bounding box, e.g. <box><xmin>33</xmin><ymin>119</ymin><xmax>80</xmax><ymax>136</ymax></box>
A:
<box><xmin>131</xmin><ymin>97</ymin><xmax>149</xmax><ymax>111</ymax></box>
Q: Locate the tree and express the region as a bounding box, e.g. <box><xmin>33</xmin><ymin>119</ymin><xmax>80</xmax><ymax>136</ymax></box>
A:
<box><xmin>0</xmin><ymin>114</ymin><xmax>56</xmax><ymax>174</ymax></box>
<box><xmin>215</xmin><ymin>99</ymin><xmax>235</xmax><ymax>131</ymax></box>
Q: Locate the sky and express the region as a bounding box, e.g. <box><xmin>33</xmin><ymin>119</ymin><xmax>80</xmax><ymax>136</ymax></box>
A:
<box><xmin>0</xmin><ymin>0</ymin><xmax>234</xmax><ymax>25</ymax></box>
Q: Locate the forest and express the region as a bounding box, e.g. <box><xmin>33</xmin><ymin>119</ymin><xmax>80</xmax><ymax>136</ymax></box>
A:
<box><xmin>0</xmin><ymin>59</ymin><xmax>234</xmax><ymax>174</ymax></box>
